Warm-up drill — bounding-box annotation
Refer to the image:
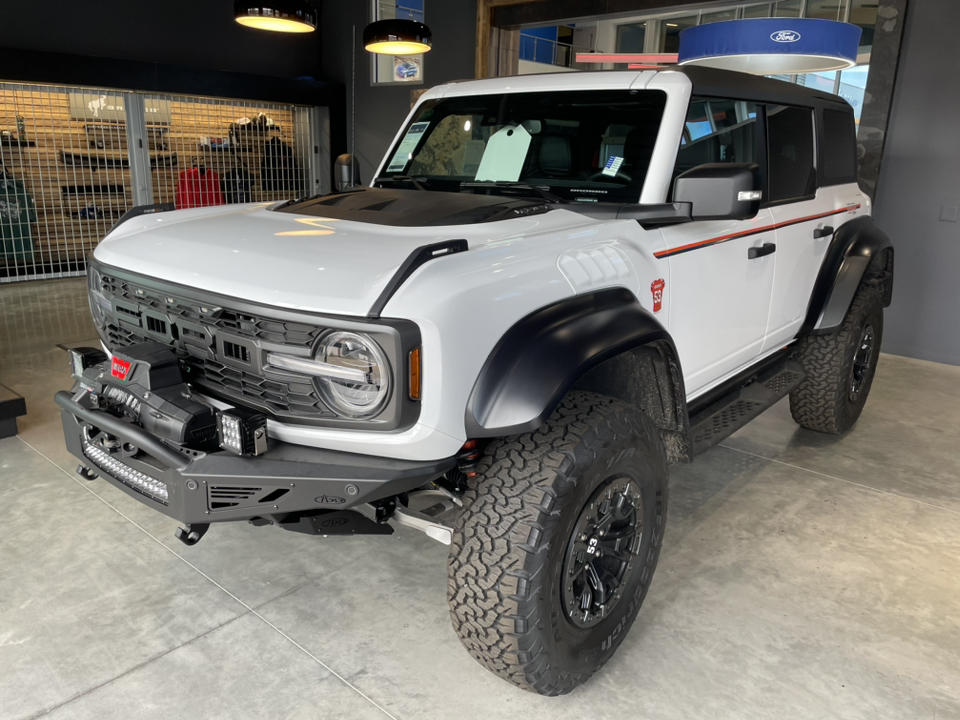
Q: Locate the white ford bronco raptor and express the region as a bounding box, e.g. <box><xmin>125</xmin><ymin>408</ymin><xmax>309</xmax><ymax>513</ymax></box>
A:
<box><xmin>58</xmin><ymin>66</ymin><xmax>893</xmax><ymax>695</ymax></box>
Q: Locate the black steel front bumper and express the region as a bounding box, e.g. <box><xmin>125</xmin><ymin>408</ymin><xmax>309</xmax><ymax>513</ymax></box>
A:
<box><xmin>56</xmin><ymin>390</ymin><xmax>455</xmax><ymax>526</ymax></box>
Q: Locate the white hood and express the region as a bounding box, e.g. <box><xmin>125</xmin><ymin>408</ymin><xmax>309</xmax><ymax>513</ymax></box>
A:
<box><xmin>94</xmin><ymin>202</ymin><xmax>559</xmax><ymax>316</ymax></box>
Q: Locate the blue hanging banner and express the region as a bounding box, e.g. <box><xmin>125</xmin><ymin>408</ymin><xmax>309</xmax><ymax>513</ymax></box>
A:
<box><xmin>678</xmin><ymin>18</ymin><xmax>862</xmax><ymax>74</ymax></box>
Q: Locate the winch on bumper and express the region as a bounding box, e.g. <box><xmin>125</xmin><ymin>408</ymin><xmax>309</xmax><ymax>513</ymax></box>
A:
<box><xmin>56</xmin><ymin>342</ymin><xmax>455</xmax><ymax>545</ymax></box>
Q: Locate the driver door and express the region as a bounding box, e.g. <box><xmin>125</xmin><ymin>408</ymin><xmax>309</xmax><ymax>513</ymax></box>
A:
<box><xmin>660</xmin><ymin>98</ymin><xmax>776</xmax><ymax>398</ymax></box>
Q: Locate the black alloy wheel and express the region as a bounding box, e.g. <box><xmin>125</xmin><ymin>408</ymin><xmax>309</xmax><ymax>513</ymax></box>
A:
<box><xmin>849</xmin><ymin>325</ymin><xmax>876</xmax><ymax>402</ymax></box>
<box><xmin>562</xmin><ymin>477</ymin><xmax>644</xmax><ymax>629</ymax></box>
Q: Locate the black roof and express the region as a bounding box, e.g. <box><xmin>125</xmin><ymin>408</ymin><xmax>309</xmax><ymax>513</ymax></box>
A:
<box><xmin>674</xmin><ymin>65</ymin><xmax>852</xmax><ymax>111</ymax></box>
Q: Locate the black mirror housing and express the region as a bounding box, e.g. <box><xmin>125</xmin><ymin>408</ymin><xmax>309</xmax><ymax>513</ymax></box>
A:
<box><xmin>673</xmin><ymin>163</ymin><xmax>761</xmax><ymax>221</ymax></box>
<box><xmin>335</xmin><ymin>153</ymin><xmax>361</xmax><ymax>191</ymax></box>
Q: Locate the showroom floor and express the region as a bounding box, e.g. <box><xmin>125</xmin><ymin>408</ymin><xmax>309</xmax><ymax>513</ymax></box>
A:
<box><xmin>1</xmin><ymin>277</ymin><xmax>958</xmax><ymax>720</ymax></box>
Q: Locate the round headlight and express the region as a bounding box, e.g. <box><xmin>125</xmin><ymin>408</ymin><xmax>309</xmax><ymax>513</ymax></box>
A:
<box><xmin>315</xmin><ymin>331</ymin><xmax>391</xmax><ymax>418</ymax></box>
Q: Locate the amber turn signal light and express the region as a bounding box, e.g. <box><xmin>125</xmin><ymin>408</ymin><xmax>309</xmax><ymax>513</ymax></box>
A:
<box><xmin>409</xmin><ymin>347</ymin><xmax>422</xmax><ymax>401</ymax></box>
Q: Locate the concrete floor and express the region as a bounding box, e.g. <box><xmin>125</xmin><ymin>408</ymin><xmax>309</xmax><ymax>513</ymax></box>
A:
<box><xmin>1</xmin><ymin>276</ymin><xmax>958</xmax><ymax>720</ymax></box>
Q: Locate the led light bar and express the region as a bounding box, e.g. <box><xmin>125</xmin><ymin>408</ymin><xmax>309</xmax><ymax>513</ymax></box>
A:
<box><xmin>265</xmin><ymin>352</ymin><xmax>371</xmax><ymax>383</ymax></box>
<box><xmin>217</xmin><ymin>408</ymin><xmax>268</xmax><ymax>456</ymax></box>
<box><xmin>82</xmin><ymin>442</ymin><xmax>169</xmax><ymax>503</ymax></box>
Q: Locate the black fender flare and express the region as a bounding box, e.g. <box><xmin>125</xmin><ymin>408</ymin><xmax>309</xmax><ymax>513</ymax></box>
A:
<box><xmin>465</xmin><ymin>287</ymin><xmax>679</xmax><ymax>437</ymax></box>
<box><xmin>803</xmin><ymin>215</ymin><xmax>894</xmax><ymax>334</ymax></box>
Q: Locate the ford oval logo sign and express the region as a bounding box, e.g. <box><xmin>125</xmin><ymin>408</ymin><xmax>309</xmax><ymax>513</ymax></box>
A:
<box><xmin>771</xmin><ymin>30</ymin><xmax>802</xmax><ymax>43</ymax></box>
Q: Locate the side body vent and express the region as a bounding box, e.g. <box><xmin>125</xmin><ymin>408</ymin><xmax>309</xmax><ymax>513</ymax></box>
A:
<box><xmin>559</xmin><ymin>244</ymin><xmax>633</xmax><ymax>292</ymax></box>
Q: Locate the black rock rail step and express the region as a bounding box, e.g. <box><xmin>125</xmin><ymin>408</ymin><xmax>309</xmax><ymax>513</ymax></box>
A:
<box><xmin>689</xmin><ymin>359</ymin><xmax>806</xmax><ymax>456</ymax></box>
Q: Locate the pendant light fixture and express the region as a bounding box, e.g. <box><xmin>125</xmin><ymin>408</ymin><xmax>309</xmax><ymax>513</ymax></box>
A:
<box><xmin>363</xmin><ymin>18</ymin><xmax>432</xmax><ymax>54</ymax></box>
<box><xmin>234</xmin><ymin>1</ymin><xmax>318</xmax><ymax>33</ymax></box>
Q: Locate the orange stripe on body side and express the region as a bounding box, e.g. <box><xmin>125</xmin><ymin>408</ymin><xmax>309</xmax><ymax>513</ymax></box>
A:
<box><xmin>654</xmin><ymin>205</ymin><xmax>861</xmax><ymax>259</ymax></box>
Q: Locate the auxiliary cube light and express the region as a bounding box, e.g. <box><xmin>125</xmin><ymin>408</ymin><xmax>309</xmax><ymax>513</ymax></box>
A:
<box><xmin>68</xmin><ymin>347</ymin><xmax>108</xmax><ymax>379</ymax></box>
<box><xmin>217</xmin><ymin>408</ymin><xmax>268</xmax><ymax>456</ymax></box>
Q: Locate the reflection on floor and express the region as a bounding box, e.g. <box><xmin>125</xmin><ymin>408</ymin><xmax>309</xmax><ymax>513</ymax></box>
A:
<box><xmin>2</xmin><ymin>277</ymin><xmax>959</xmax><ymax>720</ymax></box>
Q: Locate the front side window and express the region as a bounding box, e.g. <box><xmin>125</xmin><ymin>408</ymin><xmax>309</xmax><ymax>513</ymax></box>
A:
<box><xmin>379</xmin><ymin>89</ymin><xmax>667</xmax><ymax>204</ymax></box>
<box><xmin>673</xmin><ymin>98</ymin><xmax>760</xmax><ymax>184</ymax></box>
<box><xmin>767</xmin><ymin>105</ymin><xmax>816</xmax><ymax>202</ymax></box>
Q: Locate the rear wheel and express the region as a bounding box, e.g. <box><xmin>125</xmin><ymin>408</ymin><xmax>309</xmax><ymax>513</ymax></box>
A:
<box><xmin>447</xmin><ymin>391</ymin><xmax>668</xmax><ymax>695</ymax></box>
<box><xmin>790</xmin><ymin>284</ymin><xmax>884</xmax><ymax>434</ymax></box>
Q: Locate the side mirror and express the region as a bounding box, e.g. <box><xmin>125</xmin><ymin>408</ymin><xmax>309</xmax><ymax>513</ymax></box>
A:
<box><xmin>673</xmin><ymin>163</ymin><xmax>761</xmax><ymax>221</ymax></box>
<box><xmin>335</xmin><ymin>153</ymin><xmax>361</xmax><ymax>191</ymax></box>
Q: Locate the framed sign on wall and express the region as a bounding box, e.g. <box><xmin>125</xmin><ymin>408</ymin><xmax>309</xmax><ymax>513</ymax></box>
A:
<box><xmin>371</xmin><ymin>0</ymin><xmax>426</xmax><ymax>86</ymax></box>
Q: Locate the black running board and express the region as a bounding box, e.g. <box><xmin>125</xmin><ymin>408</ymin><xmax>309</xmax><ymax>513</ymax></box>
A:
<box><xmin>689</xmin><ymin>359</ymin><xmax>806</xmax><ymax>455</ymax></box>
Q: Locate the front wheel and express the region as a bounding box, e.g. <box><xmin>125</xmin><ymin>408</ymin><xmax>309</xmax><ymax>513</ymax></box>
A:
<box><xmin>447</xmin><ymin>391</ymin><xmax>668</xmax><ymax>695</ymax></box>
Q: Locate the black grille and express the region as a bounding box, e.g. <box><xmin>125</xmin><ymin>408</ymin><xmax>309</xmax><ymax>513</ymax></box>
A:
<box><xmin>97</xmin><ymin>274</ymin><xmax>335</xmax><ymax>420</ymax></box>
<box><xmin>99</xmin><ymin>274</ymin><xmax>323</xmax><ymax>347</ymax></box>
<box><xmin>181</xmin><ymin>356</ymin><xmax>333</xmax><ymax>419</ymax></box>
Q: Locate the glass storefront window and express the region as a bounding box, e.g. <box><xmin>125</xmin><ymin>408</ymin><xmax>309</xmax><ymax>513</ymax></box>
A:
<box><xmin>701</xmin><ymin>9</ymin><xmax>738</xmax><ymax>25</ymax></box>
<box><xmin>616</xmin><ymin>22</ymin><xmax>647</xmax><ymax>53</ymax></box>
<box><xmin>796</xmin><ymin>70</ymin><xmax>839</xmax><ymax>94</ymax></box>
<box><xmin>743</xmin><ymin>4</ymin><xmax>774</xmax><ymax>19</ymax></box>
<box><xmin>850</xmin><ymin>0</ymin><xmax>878</xmax><ymax>51</ymax></box>
<box><xmin>659</xmin><ymin>15</ymin><xmax>697</xmax><ymax>53</ymax></box>
<box><xmin>806</xmin><ymin>0</ymin><xmax>848</xmax><ymax>21</ymax></box>
<box><xmin>838</xmin><ymin>65</ymin><xmax>870</xmax><ymax>123</ymax></box>
<box><xmin>773</xmin><ymin>0</ymin><xmax>802</xmax><ymax>17</ymax></box>
<box><xmin>509</xmin><ymin>0</ymin><xmax>878</xmax><ymax>133</ymax></box>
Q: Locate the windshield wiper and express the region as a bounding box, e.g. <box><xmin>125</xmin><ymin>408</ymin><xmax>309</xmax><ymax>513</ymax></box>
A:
<box><xmin>374</xmin><ymin>175</ymin><xmax>427</xmax><ymax>191</ymax></box>
<box><xmin>460</xmin><ymin>181</ymin><xmax>563</xmax><ymax>204</ymax></box>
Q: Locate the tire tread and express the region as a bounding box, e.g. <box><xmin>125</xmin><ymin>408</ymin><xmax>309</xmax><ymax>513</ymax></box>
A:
<box><xmin>447</xmin><ymin>391</ymin><xmax>666</xmax><ymax>695</ymax></box>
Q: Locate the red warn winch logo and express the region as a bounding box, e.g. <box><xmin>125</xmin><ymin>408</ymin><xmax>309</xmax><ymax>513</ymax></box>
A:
<box><xmin>111</xmin><ymin>357</ymin><xmax>132</xmax><ymax>381</ymax></box>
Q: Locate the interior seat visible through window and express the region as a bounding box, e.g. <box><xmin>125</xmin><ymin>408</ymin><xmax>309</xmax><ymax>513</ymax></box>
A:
<box><xmin>538</xmin><ymin>135</ymin><xmax>573</xmax><ymax>178</ymax></box>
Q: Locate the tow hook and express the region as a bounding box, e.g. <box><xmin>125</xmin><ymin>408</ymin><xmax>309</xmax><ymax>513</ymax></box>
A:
<box><xmin>175</xmin><ymin>523</ymin><xmax>210</xmax><ymax>546</ymax></box>
<box><xmin>76</xmin><ymin>464</ymin><xmax>99</xmax><ymax>481</ymax></box>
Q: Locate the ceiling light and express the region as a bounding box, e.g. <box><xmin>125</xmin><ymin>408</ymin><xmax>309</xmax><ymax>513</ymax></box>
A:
<box><xmin>235</xmin><ymin>1</ymin><xmax>318</xmax><ymax>33</ymax></box>
<box><xmin>363</xmin><ymin>18</ymin><xmax>433</xmax><ymax>54</ymax></box>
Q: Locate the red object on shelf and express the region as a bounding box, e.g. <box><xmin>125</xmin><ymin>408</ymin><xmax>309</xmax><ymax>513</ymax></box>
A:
<box><xmin>175</xmin><ymin>168</ymin><xmax>225</xmax><ymax>209</ymax></box>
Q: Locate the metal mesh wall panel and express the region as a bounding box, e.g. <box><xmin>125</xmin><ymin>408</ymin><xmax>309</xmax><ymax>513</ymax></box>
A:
<box><xmin>1</xmin><ymin>83</ymin><xmax>312</xmax><ymax>283</ymax></box>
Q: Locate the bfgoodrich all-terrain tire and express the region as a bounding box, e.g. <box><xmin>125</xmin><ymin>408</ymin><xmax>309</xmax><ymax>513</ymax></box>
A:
<box><xmin>447</xmin><ymin>391</ymin><xmax>668</xmax><ymax>696</ymax></box>
<box><xmin>790</xmin><ymin>284</ymin><xmax>884</xmax><ymax>434</ymax></box>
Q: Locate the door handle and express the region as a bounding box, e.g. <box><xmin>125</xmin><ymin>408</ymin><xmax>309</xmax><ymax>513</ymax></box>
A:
<box><xmin>748</xmin><ymin>243</ymin><xmax>776</xmax><ymax>259</ymax></box>
<box><xmin>813</xmin><ymin>225</ymin><xmax>834</xmax><ymax>239</ymax></box>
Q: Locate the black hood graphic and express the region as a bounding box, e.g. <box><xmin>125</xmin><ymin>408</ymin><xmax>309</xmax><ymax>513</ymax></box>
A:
<box><xmin>276</xmin><ymin>187</ymin><xmax>552</xmax><ymax>227</ymax></box>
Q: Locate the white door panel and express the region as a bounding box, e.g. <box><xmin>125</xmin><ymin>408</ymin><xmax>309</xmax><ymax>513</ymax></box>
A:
<box><xmin>660</xmin><ymin>210</ymin><xmax>776</xmax><ymax>397</ymax></box>
<box><xmin>763</xmin><ymin>185</ymin><xmax>868</xmax><ymax>351</ymax></box>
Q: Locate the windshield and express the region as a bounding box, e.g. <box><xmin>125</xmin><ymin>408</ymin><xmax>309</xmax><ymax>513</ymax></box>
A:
<box><xmin>378</xmin><ymin>89</ymin><xmax>667</xmax><ymax>204</ymax></box>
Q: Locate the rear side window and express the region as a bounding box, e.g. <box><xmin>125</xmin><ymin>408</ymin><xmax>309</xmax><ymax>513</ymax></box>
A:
<box><xmin>821</xmin><ymin>109</ymin><xmax>857</xmax><ymax>184</ymax></box>
<box><xmin>767</xmin><ymin>105</ymin><xmax>816</xmax><ymax>203</ymax></box>
<box><xmin>675</xmin><ymin>98</ymin><xmax>760</xmax><ymax>177</ymax></box>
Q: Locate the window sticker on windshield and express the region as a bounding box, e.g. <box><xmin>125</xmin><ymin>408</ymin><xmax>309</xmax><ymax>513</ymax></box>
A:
<box><xmin>475</xmin><ymin>124</ymin><xmax>532</xmax><ymax>182</ymax></box>
<box><xmin>602</xmin><ymin>155</ymin><xmax>624</xmax><ymax>177</ymax></box>
<box><xmin>386</xmin><ymin>121</ymin><xmax>430</xmax><ymax>173</ymax></box>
